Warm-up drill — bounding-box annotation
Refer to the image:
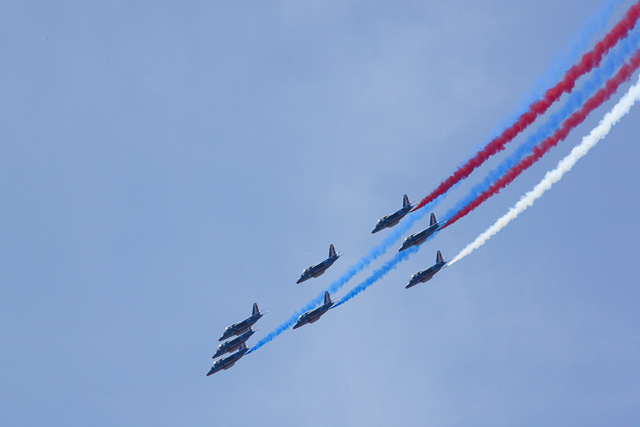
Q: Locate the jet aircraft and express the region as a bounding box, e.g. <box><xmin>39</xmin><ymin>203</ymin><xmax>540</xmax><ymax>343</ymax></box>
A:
<box><xmin>296</xmin><ymin>244</ymin><xmax>341</xmax><ymax>284</ymax></box>
<box><xmin>218</xmin><ymin>303</ymin><xmax>264</xmax><ymax>342</ymax></box>
<box><xmin>406</xmin><ymin>250</ymin><xmax>447</xmax><ymax>289</ymax></box>
<box><xmin>293</xmin><ymin>291</ymin><xmax>335</xmax><ymax>329</ymax></box>
<box><xmin>212</xmin><ymin>328</ymin><xmax>257</xmax><ymax>359</ymax></box>
<box><xmin>371</xmin><ymin>194</ymin><xmax>412</xmax><ymax>234</ymax></box>
<box><xmin>398</xmin><ymin>213</ymin><xmax>443</xmax><ymax>252</ymax></box>
<box><xmin>206</xmin><ymin>343</ymin><xmax>249</xmax><ymax>376</ymax></box>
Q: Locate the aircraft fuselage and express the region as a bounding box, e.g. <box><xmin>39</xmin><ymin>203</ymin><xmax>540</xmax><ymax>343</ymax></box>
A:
<box><xmin>372</xmin><ymin>205</ymin><xmax>412</xmax><ymax>234</ymax></box>
<box><xmin>213</xmin><ymin>329</ymin><xmax>256</xmax><ymax>359</ymax></box>
<box><xmin>297</xmin><ymin>255</ymin><xmax>340</xmax><ymax>284</ymax></box>
<box><xmin>219</xmin><ymin>313</ymin><xmax>263</xmax><ymax>342</ymax></box>
<box><xmin>398</xmin><ymin>223</ymin><xmax>439</xmax><ymax>252</ymax></box>
<box><xmin>406</xmin><ymin>261</ymin><xmax>446</xmax><ymax>289</ymax></box>
<box><xmin>293</xmin><ymin>301</ymin><xmax>334</xmax><ymax>329</ymax></box>
<box><xmin>207</xmin><ymin>346</ymin><xmax>249</xmax><ymax>376</ymax></box>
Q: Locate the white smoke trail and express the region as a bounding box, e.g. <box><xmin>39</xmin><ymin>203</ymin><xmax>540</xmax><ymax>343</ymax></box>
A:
<box><xmin>448</xmin><ymin>73</ymin><xmax>640</xmax><ymax>266</ymax></box>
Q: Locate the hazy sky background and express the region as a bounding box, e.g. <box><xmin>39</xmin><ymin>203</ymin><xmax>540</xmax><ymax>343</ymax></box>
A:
<box><xmin>2</xmin><ymin>1</ymin><xmax>639</xmax><ymax>426</ymax></box>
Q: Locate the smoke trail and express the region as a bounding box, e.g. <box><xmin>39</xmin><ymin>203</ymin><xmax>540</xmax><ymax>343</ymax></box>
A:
<box><xmin>442</xmin><ymin>25</ymin><xmax>640</xmax><ymax>223</ymax></box>
<box><xmin>412</xmin><ymin>1</ymin><xmax>640</xmax><ymax>212</ymax></box>
<box><xmin>449</xmin><ymin>73</ymin><xmax>640</xmax><ymax>266</ymax></box>
<box><xmin>484</xmin><ymin>0</ymin><xmax>619</xmax><ymax>146</ymax></box>
<box><xmin>444</xmin><ymin>49</ymin><xmax>640</xmax><ymax>228</ymax></box>
<box><xmin>247</xmin><ymin>198</ymin><xmax>443</xmax><ymax>353</ymax></box>
<box><xmin>333</xmin><ymin>242</ymin><xmax>425</xmax><ymax>308</ymax></box>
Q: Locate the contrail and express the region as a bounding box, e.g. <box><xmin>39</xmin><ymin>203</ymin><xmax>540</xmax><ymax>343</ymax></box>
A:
<box><xmin>444</xmin><ymin>48</ymin><xmax>640</xmax><ymax>228</ymax></box>
<box><xmin>411</xmin><ymin>0</ymin><xmax>640</xmax><ymax>213</ymax></box>
<box><xmin>442</xmin><ymin>25</ymin><xmax>640</xmax><ymax>223</ymax></box>
<box><xmin>448</xmin><ymin>73</ymin><xmax>640</xmax><ymax>266</ymax></box>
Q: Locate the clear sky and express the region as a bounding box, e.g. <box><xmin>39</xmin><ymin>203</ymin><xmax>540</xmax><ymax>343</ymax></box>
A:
<box><xmin>2</xmin><ymin>1</ymin><xmax>639</xmax><ymax>426</ymax></box>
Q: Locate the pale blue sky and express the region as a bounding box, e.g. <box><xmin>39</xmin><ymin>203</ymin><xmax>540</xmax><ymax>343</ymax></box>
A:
<box><xmin>2</xmin><ymin>1</ymin><xmax>639</xmax><ymax>426</ymax></box>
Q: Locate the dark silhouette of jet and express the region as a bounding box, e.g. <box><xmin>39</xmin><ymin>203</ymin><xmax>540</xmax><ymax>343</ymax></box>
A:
<box><xmin>406</xmin><ymin>250</ymin><xmax>447</xmax><ymax>289</ymax></box>
<box><xmin>398</xmin><ymin>213</ymin><xmax>443</xmax><ymax>252</ymax></box>
<box><xmin>293</xmin><ymin>291</ymin><xmax>334</xmax><ymax>329</ymax></box>
<box><xmin>371</xmin><ymin>194</ymin><xmax>412</xmax><ymax>234</ymax></box>
<box><xmin>218</xmin><ymin>303</ymin><xmax>264</xmax><ymax>342</ymax></box>
<box><xmin>296</xmin><ymin>244</ymin><xmax>341</xmax><ymax>284</ymax></box>
<box><xmin>212</xmin><ymin>328</ymin><xmax>256</xmax><ymax>359</ymax></box>
<box><xmin>206</xmin><ymin>343</ymin><xmax>249</xmax><ymax>376</ymax></box>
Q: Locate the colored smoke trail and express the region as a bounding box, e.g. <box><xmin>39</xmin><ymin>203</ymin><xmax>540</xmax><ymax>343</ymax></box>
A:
<box><xmin>412</xmin><ymin>0</ymin><xmax>640</xmax><ymax>212</ymax></box>
<box><xmin>448</xmin><ymin>73</ymin><xmax>640</xmax><ymax>266</ymax></box>
<box><xmin>333</xmin><ymin>242</ymin><xmax>425</xmax><ymax>308</ymax></box>
<box><xmin>484</xmin><ymin>0</ymin><xmax>618</xmax><ymax>145</ymax></box>
<box><xmin>248</xmin><ymin>198</ymin><xmax>442</xmax><ymax>353</ymax></box>
<box><xmin>444</xmin><ymin>48</ymin><xmax>640</xmax><ymax>228</ymax></box>
<box><xmin>442</xmin><ymin>25</ymin><xmax>640</xmax><ymax>223</ymax></box>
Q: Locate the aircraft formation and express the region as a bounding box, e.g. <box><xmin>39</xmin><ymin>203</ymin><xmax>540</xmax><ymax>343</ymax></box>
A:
<box><xmin>208</xmin><ymin>0</ymin><xmax>640</xmax><ymax>376</ymax></box>
<box><xmin>207</xmin><ymin>303</ymin><xmax>264</xmax><ymax>376</ymax></box>
<box><xmin>208</xmin><ymin>195</ymin><xmax>446</xmax><ymax>375</ymax></box>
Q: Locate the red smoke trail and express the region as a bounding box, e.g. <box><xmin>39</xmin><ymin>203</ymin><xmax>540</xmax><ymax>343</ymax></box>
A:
<box><xmin>442</xmin><ymin>48</ymin><xmax>640</xmax><ymax>229</ymax></box>
<box><xmin>412</xmin><ymin>1</ymin><xmax>640</xmax><ymax>212</ymax></box>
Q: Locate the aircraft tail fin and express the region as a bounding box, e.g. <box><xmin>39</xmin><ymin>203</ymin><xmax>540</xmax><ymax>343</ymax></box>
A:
<box><xmin>403</xmin><ymin>194</ymin><xmax>410</xmax><ymax>207</ymax></box>
<box><xmin>436</xmin><ymin>250</ymin><xmax>443</xmax><ymax>264</ymax></box>
<box><xmin>430</xmin><ymin>213</ymin><xmax>437</xmax><ymax>227</ymax></box>
<box><xmin>329</xmin><ymin>244</ymin><xmax>336</xmax><ymax>258</ymax></box>
<box><xmin>252</xmin><ymin>303</ymin><xmax>259</xmax><ymax>316</ymax></box>
<box><xmin>324</xmin><ymin>291</ymin><xmax>332</xmax><ymax>304</ymax></box>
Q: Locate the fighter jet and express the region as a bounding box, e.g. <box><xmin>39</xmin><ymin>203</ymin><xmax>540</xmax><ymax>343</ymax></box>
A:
<box><xmin>218</xmin><ymin>303</ymin><xmax>264</xmax><ymax>342</ymax></box>
<box><xmin>296</xmin><ymin>244</ymin><xmax>341</xmax><ymax>284</ymax></box>
<box><xmin>212</xmin><ymin>328</ymin><xmax>257</xmax><ymax>359</ymax></box>
<box><xmin>371</xmin><ymin>194</ymin><xmax>413</xmax><ymax>234</ymax></box>
<box><xmin>406</xmin><ymin>250</ymin><xmax>447</xmax><ymax>289</ymax></box>
<box><xmin>206</xmin><ymin>343</ymin><xmax>249</xmax><ymax>376</ymax></box>
<box><xmin>293</xmin><ymin>291</ymin><xmax>334</xmax><ymax>329</ymax></box>
<box><xmin>398</xmin><ymin>213</ymin><xmax>443</xmax><ymax>252</ymax></box>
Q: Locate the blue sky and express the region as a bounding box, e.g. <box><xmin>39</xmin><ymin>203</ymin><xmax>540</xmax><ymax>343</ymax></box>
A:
<box><xmin>2</xmin><ymin>1</ymin><xmax>640</xmax><ymax>426</ymax></box>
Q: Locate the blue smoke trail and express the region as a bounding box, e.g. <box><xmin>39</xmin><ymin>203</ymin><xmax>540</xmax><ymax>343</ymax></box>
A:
<box><xmin>333</xmin><ymin>245</ymin><xmax>421</xmax><ymax>308</ymax></box>
<box><xmin>247</xmin><ymin>1</ymin><xmax>619</xmax><ymax>355</ymax></box>
<box><xmin>333</xmin><ymin>230</ymin><xmax>445</xmax><ymax>308</ymax></box>
<box><xmin>442</xmin><ymin>23</ymin><xmax>640</xmax><ymax>224</ymax></box>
